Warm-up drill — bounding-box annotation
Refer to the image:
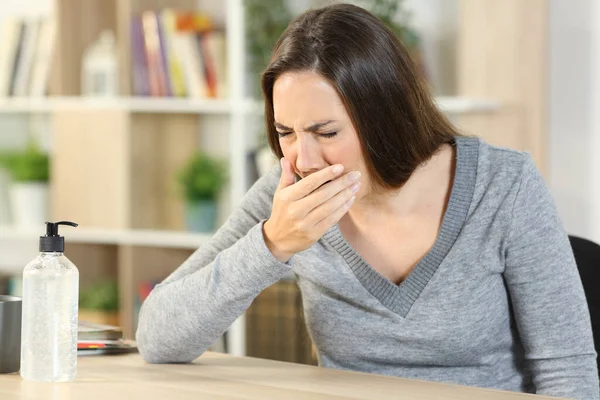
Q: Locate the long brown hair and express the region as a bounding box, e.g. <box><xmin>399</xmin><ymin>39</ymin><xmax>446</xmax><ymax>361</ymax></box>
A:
<box><xmin>261</xmin><ymin>3</ymin><xmax>459</xmax><ymax>189</ymax></box>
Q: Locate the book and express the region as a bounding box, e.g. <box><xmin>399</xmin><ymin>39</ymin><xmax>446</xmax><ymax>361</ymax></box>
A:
<box><xmin>0</xmin><ymin>18</ymin><xmax>24</xmax><ymax>97</ymax></box>
<box><xmin>130</xmin><ymin>16</ymin><xmax>150</xmax><ymax>96</ymax></box>
<box><xmin>0</xmin><ymin>16</ymin><xmax>56</xmax><ymax>97</ymax></box>
<box><xmin>197</xmin><ymin>32</ymin><xmax>217</xmax><ymax>98</ymax></box>
<box><xmin>8</xmin><ymin>21</ymin><xmax>26</xmax><ymax>96</ymax></box>
<box><xmin>77</xmin><ymin>340</ymin><xmax>137</xmax><ymax>356</ymax></box>
<box><xmin>159</xmin><ymin>9</ymin><xmax>186</xmax><ymax>97</ymax></box>
<box><xmin>12</xmin><ymin>18</ymin><xmax>40</xmax><ymax>97</ymax></box>
<box><xmin>172</xmin><ymin>31</ymin><xmax>208</xmax><ymax>98</ymax></box>
<box><xmin>131</xmin><ymin>9</ymin><xmax>223</xmax><ymax>99</ymax></box>
<box><xmin>141</xmin><ymin>11</ymin><xmax>167</xmax><ymax>96</ymax></box>
<box><xmin>78</xmin><ymin>320</ymin><xmax>122</xmax><ymax>341</ymax></box>
<box><xmin>155</xmin><ymin>11</ymin><xmax>173</xmax><ymax>96</ymax></box>
<box><xmin>77</xmin><ymin>321</ymin><xmax>138</xmax><ymax>356</ymax></box>
<box><xmin>29</xmin><ymin>17</ymin><xmax>56</xmax><ymax>97</ymax></box>
<box><xmin>201</xmin><ymin>30</ymin><xmax>227</xmax><ymax>98</ymax></box>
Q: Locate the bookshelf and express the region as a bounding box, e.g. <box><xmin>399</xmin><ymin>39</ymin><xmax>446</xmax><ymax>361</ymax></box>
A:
<box><xmin>0</xmin><ymin>0</ymin><xmax>546</xmax><ymax>361</ymax></box>
<box><xmin>0</xmin><ymin>0</ymin><xmax>251</xmax><ymax>355</ymax></box>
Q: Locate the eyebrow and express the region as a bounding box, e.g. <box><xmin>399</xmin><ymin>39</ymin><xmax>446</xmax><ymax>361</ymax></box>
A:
<box><xmin>274</xmin><ymin>120</ymin><xmax>335</xmax><ymax>132</ymax></box>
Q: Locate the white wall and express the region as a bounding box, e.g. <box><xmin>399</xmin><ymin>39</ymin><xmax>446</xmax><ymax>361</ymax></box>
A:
<box><xmin>549</xmin><ymin>0</ymin><xmax>600</xmax><ymax>243</ymax></box>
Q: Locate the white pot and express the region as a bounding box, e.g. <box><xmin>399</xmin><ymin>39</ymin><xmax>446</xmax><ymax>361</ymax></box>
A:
<box><xmin>0</xmin><ymin>170</ymin><xmax>11</xmax><ymax>225</ymax></box>
<box><xmin>9</xmin><ymin>182</ymin><xmax>49</xmax><ymax>228</ymax></box>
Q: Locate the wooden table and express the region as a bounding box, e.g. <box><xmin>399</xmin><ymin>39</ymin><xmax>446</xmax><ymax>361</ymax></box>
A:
<box><xmin>0</xmin><ymin>352</ymin><xmax>564</xmax><ymax>400</ymax></box>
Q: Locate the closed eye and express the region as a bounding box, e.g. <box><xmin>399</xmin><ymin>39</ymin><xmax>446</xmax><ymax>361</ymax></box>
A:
<box><xmin>276</xmin><ymin>131</ymin><xmax>337</xmax><ymax>139</ymax></box>
<box><xmin>319</xmin><ymin>132</ymin><xmax>337</xmax><ymax>138</ymax></box>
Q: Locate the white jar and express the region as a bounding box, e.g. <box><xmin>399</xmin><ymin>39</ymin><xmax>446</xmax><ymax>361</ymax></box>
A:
<box><xmin>81</xmin><ymin>30</ymin><xmax>119</xmax><ymax>96</ymax></box>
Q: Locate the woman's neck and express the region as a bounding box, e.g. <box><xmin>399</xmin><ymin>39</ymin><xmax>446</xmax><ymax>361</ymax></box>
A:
<box><xmin>345</xmin><ymin>144</ymin><xmax>455</xmax><ymax>225</ymax></box>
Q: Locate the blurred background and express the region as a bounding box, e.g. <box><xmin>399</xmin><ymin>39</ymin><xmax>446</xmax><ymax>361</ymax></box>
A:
<box><xmin>0</xmin><ymin>0</ymin><xmax>598</xmax><ymax>365</ymax></box>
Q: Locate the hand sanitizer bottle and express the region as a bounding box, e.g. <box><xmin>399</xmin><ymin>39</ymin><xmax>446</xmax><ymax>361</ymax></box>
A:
<box><xmin>20</xmin><ymin>221</ymin><xmax>79</xmax><ymax>382</ymax></box>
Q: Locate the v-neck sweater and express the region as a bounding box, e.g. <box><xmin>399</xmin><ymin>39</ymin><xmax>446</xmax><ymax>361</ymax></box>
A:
<box><xmin>136</xmin><ymin>137</ymin><xmax>599</xmax><ymax>399</ymax></box>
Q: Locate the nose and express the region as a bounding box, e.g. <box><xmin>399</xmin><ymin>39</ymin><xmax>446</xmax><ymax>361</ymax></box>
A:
<box><xmin>295</xmin><ymin>135</ymin><xmax>322</xmax><ymax>175</ymax></box>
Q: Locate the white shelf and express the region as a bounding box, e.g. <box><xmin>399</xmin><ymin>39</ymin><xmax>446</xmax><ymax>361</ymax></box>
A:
<box><xmin>433</xmin><ymin>96</ymin><xmax>500</xmax><ymax>114</ymax></box>
<box><xmin>0</xmin><ymin>226</ymin><xmax>212</xmax><ymax>250</ymax></box>
<box><xmin>0</xmin><ymin>97</ymin><xmax>239</xmax><ymax>114</ymax></box>
<box><xmin>0</xmin><ymin>96</ymin><xmax>499</xmax><ymax>115</ymax></box>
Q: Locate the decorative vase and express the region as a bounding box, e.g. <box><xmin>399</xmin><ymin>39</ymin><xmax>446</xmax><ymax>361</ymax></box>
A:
<box><xmin>9</xmin><ymin>182</ymin><xmax>48</xmax><ymax>228</ymax></box>
<box><xmin>185</xmin><ymin>200</ymin><xmax>217</xmax><ymax>233</ymax></box>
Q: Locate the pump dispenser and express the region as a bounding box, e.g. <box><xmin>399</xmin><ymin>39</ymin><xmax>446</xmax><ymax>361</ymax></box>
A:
<box><xmin>20</xmin><ymin>221</ymin><xmax>79</xmax><ymax>382</ymax></box>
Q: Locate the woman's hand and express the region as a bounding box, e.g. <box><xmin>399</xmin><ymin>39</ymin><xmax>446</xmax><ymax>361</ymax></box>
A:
<box><xmin>263</xmin><ymin>158</ymin><xmax>361</xmax><ymax>262</ymax></box>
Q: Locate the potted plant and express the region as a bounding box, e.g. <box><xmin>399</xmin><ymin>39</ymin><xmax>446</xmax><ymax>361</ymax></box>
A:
<box><xmin>79</xmin><ymin>280</ymin><xmax>120</xmax><ymax>326</ymax></box>
<box><xmin>0</xmin><ymin>142</ymin><xmax>50</xmax><ymax>228</ymax></box>
<box><xmin>178</xmin><ymin>152</ymin><xmax>228</xmax><ymax>233</ymax></box>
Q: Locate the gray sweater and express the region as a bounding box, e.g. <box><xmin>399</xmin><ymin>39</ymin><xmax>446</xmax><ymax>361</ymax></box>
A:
<box><xmin>136</xmin><ymin>136</ymin><xmax>599</xmax><ymax>399</ymax></box>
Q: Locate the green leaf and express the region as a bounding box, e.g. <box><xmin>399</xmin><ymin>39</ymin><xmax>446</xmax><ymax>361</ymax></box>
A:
<box><xmin>79</xmin><ymin>280</ymin><xmax>119</xmax><ymax>311</ymax></box>
<box><xmin>0</xmin><ymin>142</ymin><xmax>49</xmax><ymax>183</ymax></box>
<box><xmin>177</xmin><ymin>152</ymin><xmax>228</xmax><ymax>202</ymax></box>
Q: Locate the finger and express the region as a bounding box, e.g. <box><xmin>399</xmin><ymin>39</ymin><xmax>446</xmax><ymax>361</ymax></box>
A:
<box><xmin>298</xmin><ymin>171</ymin><xmax>360</xmax><ymax>214</ymax></box>
<box><xmin>277</xmin><ymin>158</ymin><xmax>296</xmax><ymax>190</ymax></box>
<box><xmin>306</xmin><ymin>185</ymin><xmax>356</xmax><ymax>226</ymax></box>
<box><xmin>287</xmin><ymin>164</ymin><xmax>345</xmax><ymax>201</ymax></box>
<box><xmin>314</xmin><ymin>195</ymin><xmax>356</xmax><ymax>233</ymax></box>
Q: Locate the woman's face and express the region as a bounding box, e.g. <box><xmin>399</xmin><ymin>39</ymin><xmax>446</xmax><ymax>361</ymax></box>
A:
<box><xmin>273</xmin><ymin>71</ymin><xmax>368</xmax><ymax>193</ymax></box>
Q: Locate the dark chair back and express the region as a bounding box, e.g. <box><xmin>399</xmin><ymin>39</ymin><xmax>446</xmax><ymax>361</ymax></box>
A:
<box><xmin>568</xmin><ymin>235</ymin><xmax>600</xmax><ymax>374</ymax></box>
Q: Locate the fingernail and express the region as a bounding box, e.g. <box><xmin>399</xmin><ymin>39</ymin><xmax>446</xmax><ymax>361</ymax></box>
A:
<box><xmin>345</xmin><ymin>196</ymin><xmax>356</xmax><ymax>209</ymax></box>
<box><xmin>351</xmin><ymin>182</ymin><xmax>360</xmax><ymax>193</ymax></box>
<box><xmin>332</xmin><ymin>164</ymin><xmax>344</xmax><ymax>174</ymax></box>
<box><xmin>348</xmin><ymin>171</ymin><xmax>361</xmax><ymax>182</ymax></box>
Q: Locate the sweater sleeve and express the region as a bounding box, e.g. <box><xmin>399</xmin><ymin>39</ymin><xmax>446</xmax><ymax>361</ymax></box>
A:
<box><xmin>136</xmin><ymin>165</ymin><xmax>291</xmax><ymax>364</ymax></box>
<box><xmin>504</xmin><ymin>156</ymin><xmax>599</xmax><ymax>399</ymax></box>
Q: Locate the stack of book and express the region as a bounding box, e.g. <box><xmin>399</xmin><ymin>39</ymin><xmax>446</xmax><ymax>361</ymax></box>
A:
<box><xmin>0</xmin><ymin>16</ymin><xmax>55</xmax><ymax>97</ymax></box>
<box><xmin>130</xmin><ymin>9</ymin><xmax>227</xmax><ymax>98</ymax></box>
<box><xmin>77</xmin><ymin>321</ymin><xmax>137</xmax><ymax>356</ymax></box>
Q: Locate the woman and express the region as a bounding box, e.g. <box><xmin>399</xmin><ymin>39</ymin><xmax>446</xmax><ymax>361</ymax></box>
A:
<box><xmin>136</xmin><ymin>4</ymin><xmax>599</xmax><ymax>398</ymax></box>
